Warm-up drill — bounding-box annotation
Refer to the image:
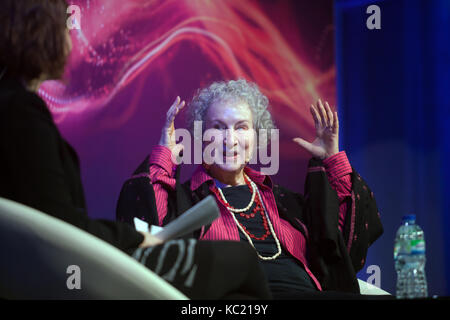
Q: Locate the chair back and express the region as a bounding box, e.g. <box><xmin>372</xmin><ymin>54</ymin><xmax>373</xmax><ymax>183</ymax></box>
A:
<box><xmin>0</xmin><ymin>197</ymin><xmax>188</xmax><ymax>299</ymax></box>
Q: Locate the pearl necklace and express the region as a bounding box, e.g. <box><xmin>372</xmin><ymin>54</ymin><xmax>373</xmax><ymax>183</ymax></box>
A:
<box><xmin>216</xmin><ymin>175</ymin><xmax>282</xmax><ymax>261</ymax></box>
<box><xmin>216</xmin><ymin>175</ymin><xmax>256</xmax><ymax>213</ymax></box>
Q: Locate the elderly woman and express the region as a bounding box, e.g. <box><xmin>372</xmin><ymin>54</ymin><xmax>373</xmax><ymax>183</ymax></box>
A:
<box><xmin>117</xmin><ymin>79</ymin><xmax>384</xmax><ymax>298</ymax></box>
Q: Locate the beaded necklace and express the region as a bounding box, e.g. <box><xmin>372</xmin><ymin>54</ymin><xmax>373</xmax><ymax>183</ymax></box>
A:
<box><xmin>213</xmin><ymin>174</ymin><xmax>282</xmax><ymax>260</ymax></box>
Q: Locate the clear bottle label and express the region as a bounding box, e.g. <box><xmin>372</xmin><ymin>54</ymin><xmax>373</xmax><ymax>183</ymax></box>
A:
<box><xmin>410</xmin><ymin>239</ymin><xmax>425</xmax><ymax>255</ymax></box>
<box><xmin>394</xmin><ymin>239</ymin><xmax>425</xmax><ymax>259</ymax></box>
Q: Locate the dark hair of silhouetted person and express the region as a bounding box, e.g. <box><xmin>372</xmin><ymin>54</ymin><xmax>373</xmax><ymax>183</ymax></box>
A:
<box><xmin>0</xmin><ymin>0</ymin><xmax>69</xmax><ymax>83</ymax></box>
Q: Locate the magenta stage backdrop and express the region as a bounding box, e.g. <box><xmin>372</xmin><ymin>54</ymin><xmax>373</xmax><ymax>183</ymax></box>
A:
<box><xmin>38</xmin><ymin>0</ymin><xmax>336</xmax><ymax>220</ymax></box>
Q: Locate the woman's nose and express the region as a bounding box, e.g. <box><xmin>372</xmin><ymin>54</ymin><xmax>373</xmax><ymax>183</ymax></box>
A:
<box><xmin>224</xmin><ymin>129</ymin><xmax>237</xmax><ymax>148</ymax></box>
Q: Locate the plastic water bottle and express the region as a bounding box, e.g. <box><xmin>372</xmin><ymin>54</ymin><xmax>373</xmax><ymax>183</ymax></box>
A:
<box><xmin>394</xmin><ymin>214</ymin><xmax>428</xmax><ymax>299</ymax></box>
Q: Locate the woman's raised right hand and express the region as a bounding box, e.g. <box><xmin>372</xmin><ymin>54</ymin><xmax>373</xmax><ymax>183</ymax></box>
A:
<box><xmin>159</xmin><ymin>96</ymin><xmax>186</xmax><ymax>154</ymax></box>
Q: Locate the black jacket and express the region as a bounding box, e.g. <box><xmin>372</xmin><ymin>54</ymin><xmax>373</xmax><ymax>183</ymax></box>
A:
<box><xmin>0</xmin><ymin>77</ymin><xmax>143</xmax><ymax>253</ymax></box>
<box><xmin>117</xmin><ymin>155</ymin><xmax>384</xmax><ymax>292</ymax></box>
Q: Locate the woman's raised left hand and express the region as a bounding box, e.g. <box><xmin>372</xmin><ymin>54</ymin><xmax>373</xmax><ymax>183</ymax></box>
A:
<box><xmin>293</xmin><ymin>99</ymin><xmax>339</xmax><ymax>160</ymax></box>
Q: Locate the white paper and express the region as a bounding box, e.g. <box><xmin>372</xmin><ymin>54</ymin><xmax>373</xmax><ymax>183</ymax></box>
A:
<box><xmin>154</xmin><ymin>195</ymin><xmax>220</xmax><ymax>241</ymax></box>
<box><xmin>133</xmin><ymin>217</ymin><xmax>149</xmax><ymax>232</ymax></box>
<box><xmin>149</xmin><ymin>225</ymin><xmax>164</xmax><ymax>235</ymax></box>
<box><xmin>134</xmin><ymin>218</ymin><xmax>165</xmax><ymax>235</ymax></box>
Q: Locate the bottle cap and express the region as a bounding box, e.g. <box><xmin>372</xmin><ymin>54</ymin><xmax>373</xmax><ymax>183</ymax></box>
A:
<box><xmin>402</xmin><ymin>214</ymin><xmax>416</xmax><ymax>222</ymax></box>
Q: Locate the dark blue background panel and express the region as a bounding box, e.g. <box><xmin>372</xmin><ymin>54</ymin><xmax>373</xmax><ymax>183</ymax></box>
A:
<box><xmin>334</xmin><ymin>0</ymin><xmax>450</xmax><ymax>296</ymax></box>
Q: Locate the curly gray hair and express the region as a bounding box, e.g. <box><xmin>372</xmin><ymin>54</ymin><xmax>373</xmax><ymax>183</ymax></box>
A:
<box><xmin>186</xmin><ymin>79</ymin><xmax>276</xmax><ymax>141</ymax></box>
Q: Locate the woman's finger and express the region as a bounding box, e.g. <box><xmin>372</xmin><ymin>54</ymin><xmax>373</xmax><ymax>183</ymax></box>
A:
<box><xmin>293</xmin><ymin>137</ymin><xmax>313</xmax><ymax>154</ymax></box>
<box><xmin>138</xmin><ymin>232</ymin><xmax>163</xmax><ymax>248</ymax></box>
<box><xmin>333</xmin><ymin>111</ymin><xmax>339</xmax><ymax>134</ymax></box>
<box><xmin>166</xmin><ymin>97</ymin><xmax>178</xmax><ymax>119</ymax></box>
<box><xmin>317</xmin><ymin>99</ymin><xmax>328</xmax><ymax>127</ymax></box>
<box><xmin>168</xmin><ymin>96</ymin><xmax>180</xmax><ymax>113</ymax></box>
<box><xmin>166</xmin><ymin>96</ymin><xmax>182</xmax><ymax>124</ymax></box>
<box><xmin>293</xmin><ymin>138</ymin><xmax>324</xmax><ymax>158</ymax></box>
<box><xmin>310</xmin><ymin>104</ymin><xmax>322</xmax><ymax>127</ymax></box>
<box><xmin>175</xmin><ymin>100</ymin><xmax>186</xmax><ymax>116</ymax></box>
<box><xmin>325</xmin><ymin>101</ymin><xmax>334</xmax><ymax>128</ymax></box>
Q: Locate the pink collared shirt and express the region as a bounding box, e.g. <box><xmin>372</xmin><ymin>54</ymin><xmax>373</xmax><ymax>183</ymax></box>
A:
<box><xmin>148</xmin><ymin>145</ymin><xmax>353</xmax><ymax>291</ymax></box>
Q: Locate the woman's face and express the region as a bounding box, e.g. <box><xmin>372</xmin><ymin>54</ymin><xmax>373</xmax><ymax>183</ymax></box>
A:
<box><xmin>203</xmin><ymin>99</ymin><xmax>256</xmax><ymax>173</ymax></box>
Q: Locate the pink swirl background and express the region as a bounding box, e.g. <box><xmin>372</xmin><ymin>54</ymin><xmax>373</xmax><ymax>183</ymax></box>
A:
<box><xmin>38</xmin><ymin>0</ymin><xmax>335</xmax><ymax>219</ymax></box>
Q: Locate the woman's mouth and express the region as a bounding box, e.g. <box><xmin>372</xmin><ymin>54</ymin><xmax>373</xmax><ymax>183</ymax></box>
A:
<box><xmin>223</xmin><ymin>150</ymin><xmax>238</xmax><ymax>161</ymax></box>
<box><xmin>224</xmin><ymin>150</ymin><xmax>238</xmax><ymax>156</ymax></box>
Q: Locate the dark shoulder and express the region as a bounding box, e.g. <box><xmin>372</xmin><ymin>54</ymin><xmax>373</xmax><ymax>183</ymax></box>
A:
<box><xmin>272</xmin><ymin>183</ymin><xmax>305</xmax><ymax>203</ymax></box>
<box><xmin>0</xmin><ymin>83</ymin><xmax>62</xmax><ymax>158</ymax></box>
<box><xmin>0</xmin><ymin>81</ymin><xmax>53</xmax><ymax>127</ymax></box>
<box><xmin>272</xmin><ymin>183</ymin><xmax>296</xmax><ymax>196</ymax></box>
